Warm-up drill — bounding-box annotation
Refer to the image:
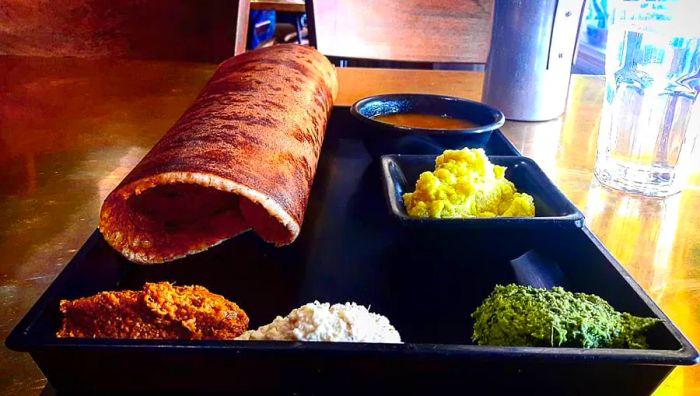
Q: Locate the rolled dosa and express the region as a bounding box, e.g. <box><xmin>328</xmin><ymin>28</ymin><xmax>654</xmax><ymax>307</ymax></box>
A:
<box><xmin>99</xmin><ymin>45</ymin><xmax>337</xmax><ymax>264</ymax></box>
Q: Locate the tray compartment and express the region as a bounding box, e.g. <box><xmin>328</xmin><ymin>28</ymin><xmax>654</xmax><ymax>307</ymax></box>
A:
<box><xmin>9</xmin><ymin>227</ymin><xmax>695</xmax><ymax>395</ymax></box>
<box><xmin>381</xmin><ymin>154</ymin><xmax>585</xmax><ymax>228</ymax></box>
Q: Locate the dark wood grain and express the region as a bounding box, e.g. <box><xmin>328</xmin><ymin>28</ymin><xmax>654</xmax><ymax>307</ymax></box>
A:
<box><xmin>307</xmin><ymin>0</ymin><xmax>493</xmax><ymax>63</ymax></box>
<box><xmin>0</xmin><ymin>0</ymin><xmax>250</xmax><ymax>61</ymax></box>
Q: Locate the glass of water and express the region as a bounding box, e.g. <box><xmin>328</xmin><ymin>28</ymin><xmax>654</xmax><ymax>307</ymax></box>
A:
<box><xmin>594</xmin><ymin>0</ymin><xmax>700</xmax><ymax>197</ymax></box>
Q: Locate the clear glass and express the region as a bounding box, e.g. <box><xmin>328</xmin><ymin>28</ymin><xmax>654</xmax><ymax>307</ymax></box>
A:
<box><xmin>594</xmin><ymin>0</ymin><xmax>700</xmax><ymax>197</ymax></box>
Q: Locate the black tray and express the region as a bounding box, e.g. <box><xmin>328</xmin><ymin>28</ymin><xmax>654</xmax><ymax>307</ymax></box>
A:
<box><xmin>6</xmin><ymin>106</ymin><xmax>698</xmax><ymax>395</ymax></box>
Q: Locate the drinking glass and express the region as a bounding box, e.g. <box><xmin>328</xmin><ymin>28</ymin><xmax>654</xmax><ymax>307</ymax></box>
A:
<box><xmin>594</xmin><ymin>0</ymin><xmax>700</xmax><ymax>197</ymax></box>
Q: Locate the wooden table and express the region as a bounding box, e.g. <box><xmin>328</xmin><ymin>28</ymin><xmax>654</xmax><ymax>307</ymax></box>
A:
<box><xmin>0</xmin><ymin>56</ymin><xmax>698</xmax><ymax>395</ymax></box>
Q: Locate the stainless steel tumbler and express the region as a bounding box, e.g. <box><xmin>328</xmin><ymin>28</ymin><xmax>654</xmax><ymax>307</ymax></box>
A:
<box><xmin>482</xmin><ymin>0</ymin><xmax>586</xmax><ymax>121</ymax></box>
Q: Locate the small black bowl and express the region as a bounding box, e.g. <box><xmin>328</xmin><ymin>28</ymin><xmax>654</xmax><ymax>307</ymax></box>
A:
<box><xmin>350</xmin><ymin>93</ymin><xmax>505</xmax><ymax>157</ymax></box>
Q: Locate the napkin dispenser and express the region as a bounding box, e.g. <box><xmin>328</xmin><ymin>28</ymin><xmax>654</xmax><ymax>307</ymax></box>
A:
<box><xmin>482</xmin><ymin>0</ymin><xmax>586</xmax><ymax>121</ymax></box>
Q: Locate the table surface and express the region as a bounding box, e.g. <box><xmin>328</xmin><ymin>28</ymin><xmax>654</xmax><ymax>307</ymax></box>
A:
<box><xmin>0</xmin><ymin>56</ymin><xmax>698</xmax><ymax>395</ymax></box>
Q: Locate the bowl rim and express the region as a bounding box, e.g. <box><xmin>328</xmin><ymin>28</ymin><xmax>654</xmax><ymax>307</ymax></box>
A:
<box><xmin>350</xmin><ymin>93</ymin><xmax>506</xmax><ymax>136</ymax></box>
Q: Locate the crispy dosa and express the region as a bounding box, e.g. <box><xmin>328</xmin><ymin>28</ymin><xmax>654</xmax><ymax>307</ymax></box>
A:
<box><xmin>99</xmin><ymin>45</ymin><xmax>337</xmax><ymax>263</ymax></box>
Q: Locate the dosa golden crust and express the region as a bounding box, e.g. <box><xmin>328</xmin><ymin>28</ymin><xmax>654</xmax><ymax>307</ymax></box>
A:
<box><xmin>99</xmin><ymin>45</ymin><xmax>337</xmax><ymax>264</ymax></box>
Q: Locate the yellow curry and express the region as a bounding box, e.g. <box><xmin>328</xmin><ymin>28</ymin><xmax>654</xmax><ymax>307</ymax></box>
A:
<box><xmin>402</xmin><ymin>148</ymin><xmax>535</xmax><ymax>218</ymax></box>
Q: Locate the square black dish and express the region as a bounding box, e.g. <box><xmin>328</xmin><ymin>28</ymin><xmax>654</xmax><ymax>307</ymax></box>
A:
<box><xmin>6</xmin><ymin>107</ymin><xmax>698</xmax><ymax>395</ymax></box>
<box><xmin>381</xmin><ymin>154</ymin><xmax>585</xmax><ymax>229</ymax></box>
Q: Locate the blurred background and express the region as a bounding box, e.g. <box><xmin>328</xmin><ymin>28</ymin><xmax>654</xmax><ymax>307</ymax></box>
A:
<box><xmin>0</xmin><ymin>0</ymin><xmax>607</xmax><ymax>72</ymax></box>
<box><xmin>245</xmin><ymin>0</ymin><xmax>608</xmax><ymax>73</ymax></box>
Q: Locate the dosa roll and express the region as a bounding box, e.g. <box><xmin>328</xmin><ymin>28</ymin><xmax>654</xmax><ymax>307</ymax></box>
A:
<box><xmin>99</xmin><ymin>45</ymin><xmax>337</xmax><ymax>264</ymax></box>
